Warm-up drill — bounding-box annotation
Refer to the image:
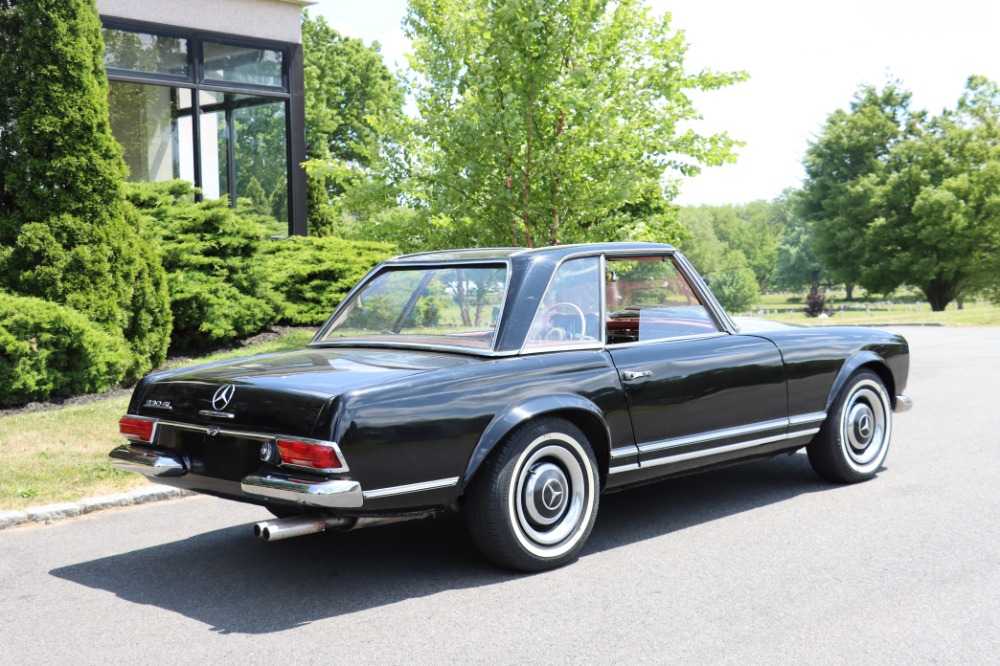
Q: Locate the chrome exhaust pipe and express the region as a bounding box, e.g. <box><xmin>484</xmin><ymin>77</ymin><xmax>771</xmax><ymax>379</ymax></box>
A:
<box><xmin>253</xmin><ymin>515</ymin><xmax>354</xmax><ymax>542</ymax></box>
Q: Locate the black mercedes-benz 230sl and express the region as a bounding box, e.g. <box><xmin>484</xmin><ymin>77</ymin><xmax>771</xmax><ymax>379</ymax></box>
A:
<box><xmin>111</xmin><ymin>243</ymin><xmax>911</xmax><ymax>571</ymax></box>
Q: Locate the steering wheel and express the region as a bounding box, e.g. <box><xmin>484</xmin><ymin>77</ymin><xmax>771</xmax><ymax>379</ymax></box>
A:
<box><xmin>541</xmin><ymin>301</ymin><xmax>587</xmax><ymax>341</ymax></box>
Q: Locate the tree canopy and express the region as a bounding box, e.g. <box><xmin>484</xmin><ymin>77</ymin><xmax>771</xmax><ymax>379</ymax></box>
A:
<box><xmin>400</xmin><ymin>0</ymin><xmax>746</xmax><ymax>248</ymax></box>
<box><xmin>301</xmin><ymin>12</ymin><xmax>406</xmax><ymax>235</ymax></box>
<box><xmin>800</xmin><ymin>78</ymin><xmax>1000</xmax><ymax>310</ymax></box>
<box><xmin>799</xmin><ymin>83</ymin><xmax>921</xmax><ymax>300</ymax></box>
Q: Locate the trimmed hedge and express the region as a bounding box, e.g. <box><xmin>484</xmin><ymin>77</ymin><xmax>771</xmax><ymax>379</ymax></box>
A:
<box><xmin>260</xmin><ymin>236</ymin><xmax>396</xmax><ymax>326</ymax></box>
<box><xmin>126</xmin><ymin>181</ymin><xmax>275</xmax><ymax>351</ymax></box>
<box><xmin>0</xmin><ymin>293</ymin><xmax>129</xmax><ymax>407</ymax></box>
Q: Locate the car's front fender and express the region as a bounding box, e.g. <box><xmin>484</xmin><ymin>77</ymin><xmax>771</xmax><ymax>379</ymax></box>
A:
<box><xmin>825</xmin><ymin>350</ymin><xmax>895</xmax><ymax>413</ymax></box>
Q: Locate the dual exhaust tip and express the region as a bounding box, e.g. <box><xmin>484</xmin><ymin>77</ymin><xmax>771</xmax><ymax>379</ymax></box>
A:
<box><xmin>253</xmin><ymin>515</ymin><xmax>353</xmax><ymax>542</ymax></box>
<box><xmin>253</xmin><ymin>513</ymin><xmax>428</xmax><ymax>542</ymax></box>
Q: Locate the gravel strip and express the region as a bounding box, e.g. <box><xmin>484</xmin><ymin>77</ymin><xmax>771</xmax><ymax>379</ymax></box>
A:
<box><xmin>0</xmin><ymin>486</ymin><xmax>194</xmax><ymax>531</ymax></box>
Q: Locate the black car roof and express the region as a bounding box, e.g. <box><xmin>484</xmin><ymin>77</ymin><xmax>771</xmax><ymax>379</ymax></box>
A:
<box><xmin>386</xmin><ymin>242</ymin><xmax>677</xmax><ymax>264</ymax></box>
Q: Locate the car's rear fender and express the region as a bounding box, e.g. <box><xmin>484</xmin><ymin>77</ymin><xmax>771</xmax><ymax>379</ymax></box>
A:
<box><xmin>462</xmin><ymin>394</ymin><xmax>612</xmax><ymax>490</ymax></box>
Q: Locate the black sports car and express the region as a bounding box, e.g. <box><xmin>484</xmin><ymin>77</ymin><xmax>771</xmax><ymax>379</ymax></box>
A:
<box><xmin>111</xmin><ymin>243</ymin><xmax>911</xmax><ymax>571</ymax></box>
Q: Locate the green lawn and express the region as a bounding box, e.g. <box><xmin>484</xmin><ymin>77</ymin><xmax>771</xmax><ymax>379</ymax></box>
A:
<box><xmin>0</xmin><ymin>328</ymin><xmax>314</xmax><ymax>512</ymax></box>
<box><xmin>739</xmin><ymin>293</ymin><xmax>1000</xmax><ymax>327</ymax></box>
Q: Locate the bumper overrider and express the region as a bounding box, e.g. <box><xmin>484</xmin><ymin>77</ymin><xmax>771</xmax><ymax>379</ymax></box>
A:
<box><xmin>109</xmin><ymin>416</ymin><xmax>364</xmax><ymax>509</ymax></box>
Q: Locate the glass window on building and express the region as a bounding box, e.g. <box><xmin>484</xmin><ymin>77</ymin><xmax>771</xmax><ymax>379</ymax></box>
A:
<box><xmin>108</xmin><ymin>82</ymin><xmax>195</xmax><ymax>183</ymax></box>
<box><xmin>202</xmin><ymin>42</ymin><xmax>284</xmax><ymax>88</ymax></box>
<box><xmin>100</xmin><ymin>21</ymin><xmax>302</xmax><ymax>236</ymax></box>
<box><xmin>102</xmin><ymin>27</ymin><xmax>189</xmax><ymax>78</ymax></box>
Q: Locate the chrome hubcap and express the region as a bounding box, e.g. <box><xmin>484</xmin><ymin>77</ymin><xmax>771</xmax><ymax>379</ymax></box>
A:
<box><xmin>510</xmin><ymin>436</ymin><xmax>594</xmax><ymax>557</ymax></box>
<box><xmin>524</xmin><ymin>462</ymin><xmax>569</xmax><ymax>527</ymax></box>
<box><xmin>841</xmin><ymin>384</ymin><xmax>889</xmax><ymax>468</ymax></box>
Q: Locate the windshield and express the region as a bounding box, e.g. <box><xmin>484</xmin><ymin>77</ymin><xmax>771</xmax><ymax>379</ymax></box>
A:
<box><xmin>316</xmin><ymin>264</ymin><xmax>508</xmax><ymax>350</ymax></box>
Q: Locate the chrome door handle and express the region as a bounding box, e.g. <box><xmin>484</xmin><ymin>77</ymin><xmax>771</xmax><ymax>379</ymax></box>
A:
<box><xmin>622</xmin><ymin>370</ymin><xmax>652</xmax><ymax>381</ymax></box>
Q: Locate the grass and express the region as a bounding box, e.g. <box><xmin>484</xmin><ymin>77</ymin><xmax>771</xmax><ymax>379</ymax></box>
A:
<box><xmin>738</xmin><ymin>292</ymin><xmax>1000</xmax><ymax>327</ymax></box>
<box><xmin>0</xmin><ymin>328</ymin><xmax>315</xmax><ymax>512</ymax></box>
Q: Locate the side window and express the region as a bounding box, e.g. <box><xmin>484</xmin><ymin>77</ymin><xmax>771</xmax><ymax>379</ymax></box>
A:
<box><xmin>525</xmin><ymin>257</ymin><xmax>601</xmax><ymax>347</ymax></box>
<box><xmin>605</xmin><ymin>256</ymin><xmax>719</xmax><ymax>344</ymax></box>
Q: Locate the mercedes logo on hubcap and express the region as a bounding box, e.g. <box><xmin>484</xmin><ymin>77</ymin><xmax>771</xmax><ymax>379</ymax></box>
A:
<box><xmin>211</xmin><ymin>384</ymin><xmax>236</xmax><ymax>411</ymax></box>
<box><xmin>541</xmin><ymin>478</ymin><xmax>564</xmax><ymax>511</ymax></box>
<box><xmin>857</xmin><ymin>413</ymin><xmax>872</xmax><ymax>439</ymax></box>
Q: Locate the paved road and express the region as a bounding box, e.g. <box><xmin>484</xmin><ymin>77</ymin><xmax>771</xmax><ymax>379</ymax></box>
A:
<box><xmin>2</xmin><ymin>327</ymin><xmax>999</xmax><ymax>665</ymax></box>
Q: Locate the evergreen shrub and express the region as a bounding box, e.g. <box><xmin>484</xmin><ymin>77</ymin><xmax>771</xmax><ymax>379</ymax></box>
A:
<box><xmin>260</xmin><ymin>236</ymin><xmax>396</xmax><ymax>326</ymax></box>
<box><xmin>0</xmin><ymin>293</ymin><xmax>129</xmax><ymax>407</ymax></box>
<box><xmin>126</xmin><ymin>181</ymin><xmax>275</xmax><ymax>350</ymax></box>
<box><xmin>0</xmin><ymin>0</ymin><xmax>171</xmax><ymax>379</ymax></box>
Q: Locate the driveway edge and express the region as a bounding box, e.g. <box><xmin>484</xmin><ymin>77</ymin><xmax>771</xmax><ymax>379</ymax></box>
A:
<box><xmin>0</xmin><ymin>486</ymin><xmax>195</xmax><ymax>531</ymax></box>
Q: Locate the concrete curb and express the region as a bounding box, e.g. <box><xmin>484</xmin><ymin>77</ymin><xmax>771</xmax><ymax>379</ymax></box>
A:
<box><xmin>0</xmin><ymin>486</ymin><xmax>195</xmax><ymax>531</ymax></box>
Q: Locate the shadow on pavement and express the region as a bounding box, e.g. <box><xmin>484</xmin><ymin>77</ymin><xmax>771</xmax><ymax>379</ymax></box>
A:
<box><xmin>51</xmin><ymin>451</ymin><xmax>831</xmax><ymax>634</ymax></box>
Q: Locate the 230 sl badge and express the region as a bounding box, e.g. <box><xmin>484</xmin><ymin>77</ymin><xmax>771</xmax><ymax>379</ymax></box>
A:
<box><xmin>142</xmin><ymin>399</ymin><xmax>173</xmax><ymax>411</ymax></box>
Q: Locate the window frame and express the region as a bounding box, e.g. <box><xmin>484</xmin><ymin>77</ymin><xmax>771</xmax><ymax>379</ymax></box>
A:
<box><xmin>603</xmin><ymin>252</ymin><xmax>732</xmax><ymax>348</ymax></box>
<box><xmin>100</xmin><ymin>16</ymin><xmax>305</xmax><ymax>236</ymax></box>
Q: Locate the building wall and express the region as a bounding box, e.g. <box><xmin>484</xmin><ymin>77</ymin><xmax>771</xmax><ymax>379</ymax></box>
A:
<box><xmin>96</xmin><ymin>0</ymin><xmax>312</xmax><ymax>44</ymax></box>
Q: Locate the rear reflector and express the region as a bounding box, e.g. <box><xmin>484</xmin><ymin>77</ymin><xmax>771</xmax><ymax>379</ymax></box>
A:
<box><xmin>276</xmin><ymin>438</ymin><xmax>346</xmax><ymax>472</ymax></box>
<box><xmin>119</xmin><ymin>416</ymin><xmax>156</xmax><ymax>443</ymax></box>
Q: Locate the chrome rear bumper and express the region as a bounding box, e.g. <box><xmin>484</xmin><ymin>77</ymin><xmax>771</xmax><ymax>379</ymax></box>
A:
<box><xmin>241</xmin><ymin>473</ymin><xmax>363</xmax><ymax>508</ymax></box>
<box><xmin>110</xmin><ymin>444</ymin><xmax>185</xmax><ymax>477</ymax></box>
<box><xmin>109</xmin><ymin>444</ymin><xmax>364</xmax><ymax>509</ymax></box>
<box><xmin>894</xmin><ymin>395</ymin><xmax>914</xmax><ymax>413</ymax></box>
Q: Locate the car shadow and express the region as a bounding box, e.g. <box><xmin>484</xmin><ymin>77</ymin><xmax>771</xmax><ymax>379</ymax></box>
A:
<box><xmin>51</xmin><ymin>452</ymin><xmax>832</xmax><ymax>634</ymax></box>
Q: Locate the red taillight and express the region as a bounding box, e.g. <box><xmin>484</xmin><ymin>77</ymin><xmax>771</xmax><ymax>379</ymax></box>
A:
<box><xmin>119</xmin><ymin>416</ymin><xmax>156</xmax><ymax>442</ymax></box>
<box><xmin>276</xmin><ymin>438</ymin><xmax>346</xmax><ymax>471</ymax></box>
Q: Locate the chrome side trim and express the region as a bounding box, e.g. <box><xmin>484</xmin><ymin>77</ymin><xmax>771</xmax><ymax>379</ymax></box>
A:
<box><xmin>610</xmin><ymin>446</ymin><xmax>639</xmax><ymax>460</ymax></box>
<box><xmin>894</xmin><ymin>395</ymin><xmax>913</xmax><ymax>413</ymax></box>
<box><xmin>638</xmin><ymin>418</ymin><xmax>789</xmax><ymax>455</ymax></box>
<box><xmin>241</xmin><ymin>474</ymin><xmax>363</xmax><ymax>509</ymax></box>
<box><xmin>788</xmin><ymin>412</ymin><xmax>827</xmax><ymax>427</ymax></box>
<box><xmin>642</xmin><ymin>433</ymin><xmax>789</xmax><ymax>469</ymax></box>
<box><xmin>109</xmin><ymin>445</ymin><xmax>185</xmax><ymax>478</ymax></box>
<box><xmin>610</xmin><ymin>413</ymin><xmax>827</xmax><ymax>475</ymax></box>
<box><xmin>362</xmin><ymin>476</ymin><xmax>460</xmax><ymax>500</ymax></box>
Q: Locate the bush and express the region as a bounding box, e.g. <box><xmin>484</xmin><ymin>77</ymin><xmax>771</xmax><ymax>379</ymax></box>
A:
<box><xmin>709</xmin><ymin>251</ymin><xmax>761</xmax><ymax>313</ymax></box>
<box><xmin>260</xmin><ymin>236</ymin><xmax>396</xmax><ymax>326</ymax></box>
<box><xmin>126</xmin><ymin>181</ymin><xmax>275</xmax><ymax>351</ymax></box>
<box><xmin>0</xmin><ymin>293</ymin><xmax>130</xmax><ymax>408</ymax></box>
<box><xmin>0</xmin><ymin>1</ymin><xmax>171</xmax><ymax>380</ymax></box>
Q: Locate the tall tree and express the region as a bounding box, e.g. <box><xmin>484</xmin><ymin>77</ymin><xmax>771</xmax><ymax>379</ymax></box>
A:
<box><xmin>863</xmin><ymin>76</ymin><xmax>1000</xmax><ymax>310</ymax></box>
<box><xmin>402</xmin><ymin>0</ymin><xmax>745</xmax><ymax>247</ymax></box>
<box><xmin>800</xmin><ymin>83</ymin><xmax>920</xmax><ymax>299</ymax></box>
<box><xmin>0</xmin><ymin>0</ymin><xmax>171</xmax><ymax>377</ymax></box>
<box><xmin>301</xmin><ymin>12</ymin><xmax>405</xmax><ymax>235</ymax></box>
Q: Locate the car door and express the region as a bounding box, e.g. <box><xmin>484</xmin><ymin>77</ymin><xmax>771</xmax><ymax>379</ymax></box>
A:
<box><xmin>604</xmin><ymin>254</ymin><xmax>787</xmax><ymax>472</ymax></box>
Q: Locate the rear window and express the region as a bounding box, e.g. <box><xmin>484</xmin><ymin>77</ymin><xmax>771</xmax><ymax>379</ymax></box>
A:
<box><xmin>317</xmin><ymin>265</ymin><xmax>507</xmax><ymax>350</ymax></box>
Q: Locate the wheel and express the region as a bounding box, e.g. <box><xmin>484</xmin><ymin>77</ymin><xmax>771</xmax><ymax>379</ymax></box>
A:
<box><xmin>807</xmin><ymin>370</ymin><xmax>893</xmax><ymax>483</ymax></box>
<box><xmin>465</xmin><ymin>417</ymin><xmax>599</xmax><ymax>572</ymax></box>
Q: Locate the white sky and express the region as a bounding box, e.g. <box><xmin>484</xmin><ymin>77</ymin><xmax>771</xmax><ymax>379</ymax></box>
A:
<box><xmin>308</xmin><ymin>0</ymin><xmax>1000</xmax><ymax>206</ymax></box>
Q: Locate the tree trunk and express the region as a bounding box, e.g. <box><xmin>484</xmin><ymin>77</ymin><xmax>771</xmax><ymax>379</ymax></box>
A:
<box><xmin>844</xmin><ymin>283</ymin><xmax>855</xmax><ymax>300</ymax></box>
<box><xmin>923</xmin><ymin>278</ymin><xmax>955</xmax><ymax>312</ymax></box>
